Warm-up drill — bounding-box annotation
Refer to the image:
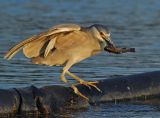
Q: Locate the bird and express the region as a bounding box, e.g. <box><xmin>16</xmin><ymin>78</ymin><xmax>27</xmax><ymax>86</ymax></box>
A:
<box><xmin>4</xmin><ymin>23</ymin><xmax>124</xmax><ymax>100</ymax></box>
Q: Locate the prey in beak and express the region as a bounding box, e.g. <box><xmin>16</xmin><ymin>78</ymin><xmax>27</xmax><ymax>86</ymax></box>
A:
<box><xmin>101</xmin><ymin>33</ymin><xmax>135</xmax><ymax>54</ymax></box>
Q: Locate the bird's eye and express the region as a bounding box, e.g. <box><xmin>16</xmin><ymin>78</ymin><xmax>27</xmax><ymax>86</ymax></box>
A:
<box><xmin>100</xmin><ymin>32</ymin><xmax>104</xmax><ymax>36</ymax></box>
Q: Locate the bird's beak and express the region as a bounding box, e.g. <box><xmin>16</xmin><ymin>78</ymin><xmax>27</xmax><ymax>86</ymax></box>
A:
<box><xmin>103</xmin><ymin>37</ymin><xmax>116</xmax><ymax>50</ymax></box>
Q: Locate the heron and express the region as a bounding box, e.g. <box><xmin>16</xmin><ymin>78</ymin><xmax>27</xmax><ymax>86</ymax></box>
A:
<box><xmin>4</xmin><ymin>24</ymin><xmax>135</xmax><ymax>100</ymax></box>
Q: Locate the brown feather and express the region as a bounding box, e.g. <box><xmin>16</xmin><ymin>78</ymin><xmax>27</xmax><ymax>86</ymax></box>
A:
<box><xmin>4</xmin><ymin>24</ymin><xmax>81</xmax><ymax>60</ymax></box>
<box><xmin>31</xmin><ymin>31</ymin><xmax>101</xmax><ymax>66</ymax></box>
<box><xmin>4</xmin><ymin>35</ymin><xmax>37</xmax><ymax>60</ymax></box>
<box><xmin>23</xmin><ymin>36</ymin><xmax>50</xmax><ymax>58</ymax></box>
<box><xmin>44</xmin><ymin>37</ymin><xmax>57</xmax><ymax>57</ymax></box>
<box><xmin>32</xmin><ymin>50</ymin><xmax>68</xmax><ymax>66</ymax></box>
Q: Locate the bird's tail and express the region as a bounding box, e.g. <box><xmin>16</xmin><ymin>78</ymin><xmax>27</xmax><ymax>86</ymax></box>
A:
<box><xmin>4</xmin><ymin>35</ymin><xmax>37</xmax><ymax>60</ymax></box>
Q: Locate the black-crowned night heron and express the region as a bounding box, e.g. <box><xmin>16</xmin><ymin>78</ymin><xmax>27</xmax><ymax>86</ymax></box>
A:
<box><xmin>4</xmin><ymin>24</ymin><xmax>135</xmax><ymax>100</ymax></box>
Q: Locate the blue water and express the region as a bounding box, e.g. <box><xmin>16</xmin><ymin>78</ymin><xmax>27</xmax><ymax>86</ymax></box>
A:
<box><xmin>0</xmin><ymin>0</ymin><xmax>160</xmax><ymax>117</ymax></box>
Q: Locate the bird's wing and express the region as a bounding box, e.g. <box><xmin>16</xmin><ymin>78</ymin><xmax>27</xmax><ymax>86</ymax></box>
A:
<box><xmin>4</xmin><ymin>24</ymin><xmax>81</xmax><ymax>60</ymax></box>
<box><xmin>31</xmin><ymin>31</ymin><xmax>100</xmax><ymax>66</ymax></box>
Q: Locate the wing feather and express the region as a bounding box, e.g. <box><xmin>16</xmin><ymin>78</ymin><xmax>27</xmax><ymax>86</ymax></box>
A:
<box><xmin>23</xmin><ymin>36</ymin><xmax>49</xmax><ymax>58</ymax></box>
<box><xmin>44</xmin><ymin>37</ymin><xmax>57</xmax><ymax>57</ymax></box>
<box><xmin>4</xmin><ymin>24</ymin><xmax>81</xmax><ymax>60</ymax></box>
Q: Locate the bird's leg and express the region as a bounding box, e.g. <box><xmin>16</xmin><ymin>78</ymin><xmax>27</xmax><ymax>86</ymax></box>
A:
<box><xmin>71</xmin><ymin>84</ymin><xmax>89</xmax><ymax>100</ymax></box>
<box><xmin>60</xmin><ymin>71</ymin><xmax>68</xmax><ymax>83</ymax></box>
<box><xmin>66</xmin><ymin>71</ymin><xmax>101</xmax><ymax>92</ymax></box>
<box><xmin>60</xmin><ymin>59</ymin><xmax>75</xmax><ymax>83</ymax></box>
<box><xmin>61</xmin><ymin>72</ymin><xmax>88</xmax><ymax>100</ymax></box>
<box><xmin>61</xmin><ymin>60</ymin><xmax>90</xmax><ymax>100</ymax></box>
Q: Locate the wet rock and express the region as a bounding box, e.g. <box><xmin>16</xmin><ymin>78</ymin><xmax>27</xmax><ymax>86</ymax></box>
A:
<box><xmin>0</xmin><ymin>71</ymin><xmax>160</xmax><ymax>115</ymax></box>
<box><xmin>0</xmin><ymin>89</ymin><xmax>19</xmax><ymax>114</ymax></box>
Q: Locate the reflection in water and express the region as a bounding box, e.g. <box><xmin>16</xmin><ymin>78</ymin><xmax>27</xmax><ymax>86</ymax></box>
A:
<box><xmin>0</xmin><ymin>0</ymin><xmax>160</xmax><ymax>118</ymax></box>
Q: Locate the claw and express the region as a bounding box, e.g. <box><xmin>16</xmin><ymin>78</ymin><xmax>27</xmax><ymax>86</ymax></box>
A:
<box><xmin>65</xmin><ymin>71</ymin><xmax>102</xmax><ymax>94</ymax></box>
<box><xmin>79</xmin><ymin>80</ymin><xmax>102</xmax><ymax>92</ymax></box>
<box><xmin>71</xmin><ymin>85</ymin><xmax>89</xmax><ymax>100</ymax></box>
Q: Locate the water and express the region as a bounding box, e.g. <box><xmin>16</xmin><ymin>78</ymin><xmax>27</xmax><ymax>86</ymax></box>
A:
<box><xmin>0</xmin><ymin>0</ymin><xmax>160</xmax><ymax>117</ymax></box>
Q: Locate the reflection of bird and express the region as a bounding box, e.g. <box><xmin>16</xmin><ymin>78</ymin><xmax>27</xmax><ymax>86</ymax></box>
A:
<box><xmin>4</xmin><ymin>24</ymin><xmax>115</xmax><ymax>100</ymax></box>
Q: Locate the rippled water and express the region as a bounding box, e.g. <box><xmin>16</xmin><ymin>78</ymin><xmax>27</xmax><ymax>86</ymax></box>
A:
<box><xmin>0</xmin><ymin>0</ymin><xmax>160</xmax><ymax>117</ymax></box>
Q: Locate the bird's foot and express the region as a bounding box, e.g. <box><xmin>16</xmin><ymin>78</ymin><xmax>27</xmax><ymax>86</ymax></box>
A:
<box><xmin>79</xmin><ymin>80</ymin><xmax>102</xmax><ymax>92</ymax></box>
<box><xmin>71</xmin><ymin>85</ymin><xmax>89</xmax><ymax>100</ymax></box>
<box><xmin>65</xmin><ymin>71</ymin><xmax>101</xmax><ymax>92</ymax></box>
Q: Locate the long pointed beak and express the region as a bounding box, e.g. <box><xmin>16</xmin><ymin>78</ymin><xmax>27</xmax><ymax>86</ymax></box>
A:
<box><xmin>103</xmin><ymin>36</ymin><xmax>121</xmax><ymax>53</ymax></box>
<box><xmin>104</xmin><ymin>37</ymin><xmax>116</xmax><ymax>49</ymax></box>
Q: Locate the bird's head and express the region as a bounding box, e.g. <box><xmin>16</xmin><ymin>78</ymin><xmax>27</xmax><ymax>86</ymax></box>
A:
<box><xmin>89</xmin><ymin>24</ymin><xmax>115</xmax><ymax>50</ymax></box>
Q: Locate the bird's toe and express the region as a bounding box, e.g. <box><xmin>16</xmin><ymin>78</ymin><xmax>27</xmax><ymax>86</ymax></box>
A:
<box><xmin>71</xmin><ymin>85</ymin><xmax>89</xmax><ymax>100</ymax></box>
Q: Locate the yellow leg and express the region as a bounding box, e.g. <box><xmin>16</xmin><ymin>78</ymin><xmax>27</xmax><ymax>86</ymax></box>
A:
<box><xmin>60</xmin><ymin>72</ymin><xmax>68</xmax><ymax>83</ymax></box>
<box><xmin>60</xmin><ymin>60</ymin><xmax>74</xmax><ymax>83</ymax></box>
<box><xmin>71</xmin><ymin>84</ymin><xmax>89</xmax><ymax>100</ymax></box>
<box><xmin>60</xmin><ymin>59</ymin><xmax>101</xmax><ymax>100</ymax></box>
<box><xmin>61</xmin><ymin>71</ymin><xmax>89</xmax><ymax>100</ymax></box>
<box><xmin>66</xmin><ymin>71</ymin><xmax>101</xmax><ymax>92</ymax></box>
